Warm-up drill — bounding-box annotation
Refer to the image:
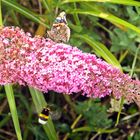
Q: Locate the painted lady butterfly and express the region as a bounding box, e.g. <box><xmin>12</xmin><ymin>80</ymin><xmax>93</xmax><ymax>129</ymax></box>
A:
<box><xmin>47</xmin><ymin>11</ymin><xmax>70</xmax><ymax>43</ymax></box>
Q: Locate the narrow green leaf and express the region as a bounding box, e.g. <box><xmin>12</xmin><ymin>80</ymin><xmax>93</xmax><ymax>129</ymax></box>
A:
<box><xmin>74</xmin><ymin>34</ymin><xmax>122</xmax><ymax>70</ymax></box>
<box><xmin>73</xmin><ymin>126</ymin><xmax>118</xmax><ymax>133</ymax></box>
<box><xmin>42</xmin><ymin>0</ymin><xmax>51</xmax><ymax>12</ymax></box>
<box><xmin>29</xmin><ymin>87</ymin><xmax>46</xmax><ymax>112</ymax></box>
<box><xmin>2</xmin><ymin>0</ymin><xmax>48</xmax><ymax>27</ymax></box>
<box><xmin>72</xmin><ymin>126</ymin><xmax>92</xmax><ymax>132</ymax></box>
<box><xmin>4</xmin><ymin>84</ymin><xmax>22</xmax><ymax>140</ymax></box>
<box><xmin>73</xmin><ymin>3</ymin><xmax>81</xmax><ymax>26</ymax></box>
<box><xmin>115</xmin><ymin>97</ymin><xmax>124</xmax><ymax>126</ymax></box>
<box><xmin>62</xmin><ymin>0</ymin><xmax>140</xmax><ymax>7</ymax></box>
<box><xmin>0</xmin><ymin>0</ymin><xmax>2</xmax><ymax>26</ymax></box>
<box><xmin>69</xmin><ymin>10</ymin><xmax>140</xmax><ymax>34</ymax></box>
<box><xmin>130</xmin><ymin>46</ymin><xmax>140</xmax><ymax>77</ymax></box>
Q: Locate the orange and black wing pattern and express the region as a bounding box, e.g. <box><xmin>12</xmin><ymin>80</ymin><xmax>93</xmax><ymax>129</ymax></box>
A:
<box><xmin>47</xmin><ymin>12</ymin><xmax>70</xmax><ymax>43</ymax></box>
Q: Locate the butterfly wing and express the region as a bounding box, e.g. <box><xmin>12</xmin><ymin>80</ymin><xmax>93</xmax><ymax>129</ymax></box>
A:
<box><xmin>47</xmin><ymin>12</ymin><xmax>70</xmax><ymax>43</ymax></box>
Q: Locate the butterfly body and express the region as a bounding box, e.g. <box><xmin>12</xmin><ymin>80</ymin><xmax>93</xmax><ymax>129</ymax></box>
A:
<box><xmin>47</xmin><ymin>12</ymin><xmax>70</xmax><ymax>43</ymax></box>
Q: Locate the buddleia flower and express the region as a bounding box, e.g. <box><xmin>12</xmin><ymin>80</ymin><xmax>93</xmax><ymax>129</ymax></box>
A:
<box><xmin>0</xmin><ymin>26</ymin><xmax>140</xmax><ymax>105</ymax></box>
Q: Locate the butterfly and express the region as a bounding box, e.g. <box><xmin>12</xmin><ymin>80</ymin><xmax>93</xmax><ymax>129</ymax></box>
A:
<box><xmin>47</xmin><ymin>11</ymin><xmax>70</xmax><ymax>43</ymax></box>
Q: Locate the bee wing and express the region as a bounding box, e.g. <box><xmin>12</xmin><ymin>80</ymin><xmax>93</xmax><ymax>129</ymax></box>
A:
<box><xmin>49</xmin><ymin>110</ymin><xmax>62</xmax><ymax>120</ymax></box>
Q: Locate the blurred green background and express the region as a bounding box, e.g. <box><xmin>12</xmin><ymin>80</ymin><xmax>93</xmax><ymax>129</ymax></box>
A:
<box><xmin>1</xmin><ymin>0</ymin><xmax>140</xmax><ymax>140</ymax></box>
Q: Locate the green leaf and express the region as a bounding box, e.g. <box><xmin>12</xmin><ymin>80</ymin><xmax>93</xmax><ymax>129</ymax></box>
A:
<box><xmin>62</xmin><ymin>0</ymin><xmax>140</xmax><ymax>7</ymax></box>
<box><xmin>110</xmin><ymin>28</ymin><xmax>137</xmax><ymax>52</ymax></box>
<box><xmin>133</xmin><ymin>130</ymin><xmax>140</xmax><ymax>140</ymax></box>
<box><xmin>2</xmin><ymin>0</ymin><xmax>48</xmax><ymax>27</ymax></box>
<box><xmin>73</xmin><ymin>34</ymin><xmax>122</xmax><ymax>70</ymax></box>
<box><xmin>4</xmin><ymin>84</ymin><xmax>22</xmax><ymax>140</ymax></box>
<box><xmin>0</xmin><ymin>0</ymin><xmax>2</xmax><ymax>26</ymax></box>
<box><xmin>72</xmin><ymin>126</ymin><xmax>92</xmax><ymax>132</ymax></box>
<box><xmin>76</xmin><ymin>100</ymin><xmax>112</xmax><ymax>128</ymax></box>
<box><xmin>67</xmin><ymin>9</ymin><xmax>140</xmax><ymax>35</ymax></box>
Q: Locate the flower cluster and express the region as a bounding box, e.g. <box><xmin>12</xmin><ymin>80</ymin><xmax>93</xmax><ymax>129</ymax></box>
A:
<box><xmin>0</xmin><ymin>26</ymin><xmax>140</xmax><ymax>103</ymax></box>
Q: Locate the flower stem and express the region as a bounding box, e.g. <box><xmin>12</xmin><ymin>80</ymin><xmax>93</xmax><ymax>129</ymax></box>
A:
<box><xmin>63</xmin><ymin>114</ymin><xmax>82</xmax><ymax>140</ymax></box>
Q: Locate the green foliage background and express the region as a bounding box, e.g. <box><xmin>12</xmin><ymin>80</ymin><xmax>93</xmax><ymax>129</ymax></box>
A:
<box><xmin>0</xmin><ymin>0</ymin><xmax>140</xmax><ymax>140</ymax></box>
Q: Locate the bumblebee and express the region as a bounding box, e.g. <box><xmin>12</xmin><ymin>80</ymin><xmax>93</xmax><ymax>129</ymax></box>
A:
<box><xmin>47</xmin><ymin>11</ymin><xmax>70</xmax><ymax>43</ymax></box>
<box><xmin>38</xmin><ymin>104</ymin><xmax>62</xmax><ymax>124</ymax></box>
<box><xmin>38</xmin><ymin>107</ymin><xmax>50</xmax><ymax>125</ymax></box>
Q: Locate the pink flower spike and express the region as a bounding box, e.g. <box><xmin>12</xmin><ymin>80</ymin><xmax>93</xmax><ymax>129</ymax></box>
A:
<box><xmin>0</xmin><ymin>26</ymin><xmax>140</xmax><ymax>103</ymax></box>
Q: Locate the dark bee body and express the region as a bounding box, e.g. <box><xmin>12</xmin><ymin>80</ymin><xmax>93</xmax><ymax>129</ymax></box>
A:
<box><xmin>47</xmin><ymin>11</ymin><xmax>70</xmax><ymax>43</ymax></box>
<box><xmin>38</xmin><ymin>104</ymin><xmax>62</xmax><ymax>124</ymax></box>
<box><xmin>38</xmin><ymin>107</ymin><xmax>50</xmax><ymax>125</ymax></box>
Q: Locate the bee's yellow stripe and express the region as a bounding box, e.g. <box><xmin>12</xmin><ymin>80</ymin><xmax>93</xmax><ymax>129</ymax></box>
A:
<box><xmin>39</xmin><ymin>113</ymin><xmax>49</xmax><ymax>119</ymax></box>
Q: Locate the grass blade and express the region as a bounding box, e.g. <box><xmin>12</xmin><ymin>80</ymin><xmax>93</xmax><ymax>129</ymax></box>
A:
<box><xmin>62</xmin><ymin>0</ymin><xmax>140</xmax><ymax>7</ymax></box>
<box><xmin>4</xmin><ymin>84</ymin><xmax>22</xmax><ymax>140</ymax></box>
<box><xmin>68</xmin><ymin>9</ymin><xmax>140</xmax><ymax>34</ymax></box>
<box><xmin>2</xmin><ymin>0</ymin><xmax>48</xmax><ymax>27</ymax></box>
<box><xmin>0</xmin><ymin>0</ymin><xmax>2</xmax><ymax>25</ymax></box>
